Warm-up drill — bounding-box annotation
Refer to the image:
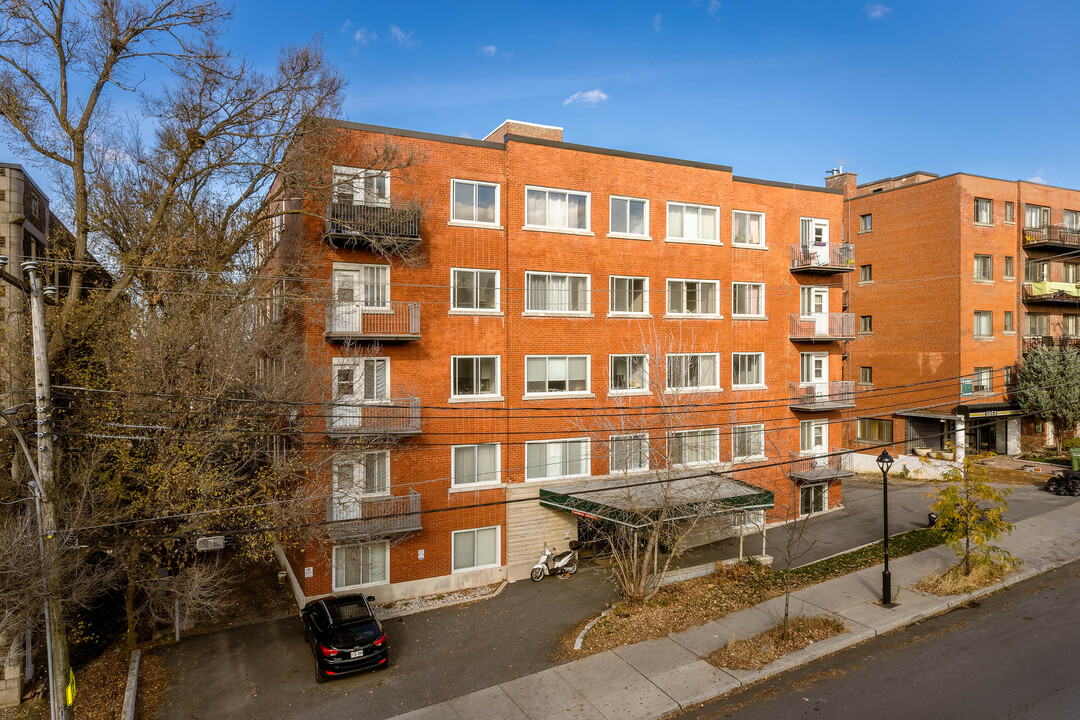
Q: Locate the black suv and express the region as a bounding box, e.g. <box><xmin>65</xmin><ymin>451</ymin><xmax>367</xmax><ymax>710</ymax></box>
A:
<box><xmin>301</xmin><ymin>594</ymin><xmax>388</xmax><ymax>682</ymax></box>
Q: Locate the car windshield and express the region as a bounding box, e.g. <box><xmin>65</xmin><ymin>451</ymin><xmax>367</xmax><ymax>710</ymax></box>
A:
<box><xmin>326</xmin><ymin>600</ymin><xmax>373</xmax><ymax>624</ymax></box>
<box><xmin>328</xmin><ymin>622</ymin><xmax>380</xmax><ymax>648</ymax></box>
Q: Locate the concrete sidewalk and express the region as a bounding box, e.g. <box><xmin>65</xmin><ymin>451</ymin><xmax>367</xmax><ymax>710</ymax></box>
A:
<box><xmin>391</xmin><ymin>501</ymin><xmax>1080</xmax><ymax>720</ymax></box>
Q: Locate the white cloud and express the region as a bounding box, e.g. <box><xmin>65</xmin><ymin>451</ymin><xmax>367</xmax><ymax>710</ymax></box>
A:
<box><xmin>480</xmin><ymin>45</ymin><xmax>498</xmax><ymax>56</ymax></box>
<box><xmin>353</xmin><ymin>28</ymin><xmax>375</xmax><ymax>44</ymax></box>
<box><xmin>1028</xmin><ymin>174</ymin><xmax>1046</xmax><ymax>184</ymax></box>
<box><xmin>390</xmin><ymin>25</ymin><xmax>415</xmax><ymax>47</ymax></box>
<box><xmin>563</xmin><ymin>89</ymin><xmax>608</xmax><ymax>106</ymax></box>
<box><xmin>340</xmin><ymin>19</ymin><xmax>353</xmax><ymax>33</ymax></box>
<box><xmin>459</xmin><ymin>132</ymin><xmax>473</xmax><ymax>139</ymax></box>
<box><xmin>708</xmin><ymin>1</ymin><xmax>722</xmax><ymax>15</ymax></box>
<box><xmin>866</xmin><ymin>4</ymin><xmax>891</xmax><ymax>19</ymax></box>
<box><xmin>653</xmin><ymin>12</ymin><xmax>662</xmax><ymax>32</ymax></box>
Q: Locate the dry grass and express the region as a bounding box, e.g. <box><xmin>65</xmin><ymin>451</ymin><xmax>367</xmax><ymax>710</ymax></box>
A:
<box><xmin>916</xmin><ymin>560</ymin><xmax>1017</xmax><ymax>596</ymax></box>
<box><xmin>707</xmin><ymin>616</ymin><xmax>847</xmax><ymax>671</ymax></box>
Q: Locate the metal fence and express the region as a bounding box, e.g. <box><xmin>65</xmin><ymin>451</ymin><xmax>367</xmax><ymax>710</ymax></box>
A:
<box><xmin>788</xmin><ymin>448</ymin><xmax>853</xmax><ymax>481</ymax></box>
<box><xmin>789</xmin><ymin>243</ymin><xmax>854</xmax><ymax>270</ymax></box>
<box><xmin>789</xmin><ymin>313</ymin><xmax>856</xmax><ymax>339</ymax></box>
<box><xmin>325</xmin><ymin>301</ymin><xmax>421</xmax><ymax>338</ymax></box>
<box><xmin>326</xmin><ymin>201</ymin><xmax>422</xmax><ymax>239</ymax></box>
<box><xmin>788</xmin><ymin>381</ymin><xmax>855</xmax><ymax>409</ymax></box>
<box><xmin>326</xmin><ymin>397</ymin><xmax>422</xmax><ymax>436</ymax></box>
<box><xmin>327</xmin><ymin>489</ymin><xmax>422</xmax><ymax>540</ymax></box>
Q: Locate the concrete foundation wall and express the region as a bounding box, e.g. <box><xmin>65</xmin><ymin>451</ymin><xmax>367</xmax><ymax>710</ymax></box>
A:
<box><xmin>850</xmin><ymin>452</ymin><xmax>959</xmax><ymax>479</ymax></box>
<box><xmin>0</xmin><ymin>634</ymin><xmax>23</xmax><ymax>709</ymax></box>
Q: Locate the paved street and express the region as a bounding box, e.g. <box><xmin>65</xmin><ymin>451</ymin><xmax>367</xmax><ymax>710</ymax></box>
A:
<box><xmin>154</xmin><ymin>479</ymin><xmax>1069</xmax><ymax>720</ymax></box>
<box><xmin>679</xmin><ymin>558</ymin><xmax>1080</xmax><ymax>720</ymax></box>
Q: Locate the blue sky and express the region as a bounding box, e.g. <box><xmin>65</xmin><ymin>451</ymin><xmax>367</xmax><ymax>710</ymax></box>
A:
<box><xmin>91</xmin><ymin>2</ymin><xmax>1080</xmax><ymax>190</ymax></box>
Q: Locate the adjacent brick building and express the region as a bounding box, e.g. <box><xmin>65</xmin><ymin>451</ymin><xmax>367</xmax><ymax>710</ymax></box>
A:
<box><xmin>269</xmin><ymin>120</ymin><xmax>856</xmax><ymax>603</ymax></box>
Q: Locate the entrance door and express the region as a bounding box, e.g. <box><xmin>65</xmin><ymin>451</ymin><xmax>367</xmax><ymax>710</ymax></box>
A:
<box><xmin>800</xmin><ymin>419</ymin><xmax>828</xmax><ymax>465</ymax></box>
<box><xmin>800</xmin><ymin>352</ymin><xmax>829</xmax><ymax>403</ymax></box>
<box><xmin>332</xmin><ymin>358</ymin><xmax>389</xmax><ymax>429</ymax></box>
<box><xmin>800</xmin><ymin>218</ymin><xmax>830</xmax><ymax>265</ymax></box>
<box><xmin>331</xmin><ymin>266</ymin><xmax>391</xmax><ymax>333</ymax></box>
<box><xmin>800</xmin><ymin>287</ymin><xmax>829</xmax><ymax>336</ymax></box>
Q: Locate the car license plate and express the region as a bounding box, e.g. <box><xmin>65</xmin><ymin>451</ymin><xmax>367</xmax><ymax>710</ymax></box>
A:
<box><xmin>350</xmin><ymin>649</ymin><xmax>364</xmax><ymax>658</ymax></box>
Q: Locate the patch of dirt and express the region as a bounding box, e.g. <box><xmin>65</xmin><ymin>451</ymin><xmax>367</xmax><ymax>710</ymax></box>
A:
<box><xmin>917</xmin><ymin>560</ymin><xmax>1017</xmax><ymax>596</ymax></box>
<box><xmin>982</xmin><ymin>467</ymin><xmax>1051</xmax><ymax>485</ymax></box>
<box><xmin>0</xmin><ymin>697</ymin><xmax>47</xmax><ymax>720</ymax></box>
<box><xmin>707</xmin><ymin>616</ymin><xmax>847</xmax><ymax>671</ymax></box>
<box><xmin>68</xmin><ymin>642</ymin><xmax>169</xmax><ymax>720</ymax></box>
<box><xmin>790</xmin><ymin>668</ymin><xmax>846</xmax><ymax>691</ymax></box>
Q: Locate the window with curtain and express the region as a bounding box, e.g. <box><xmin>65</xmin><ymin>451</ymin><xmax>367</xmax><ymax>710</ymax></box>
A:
<box><xmin>1025</xmin><ymin>204</ymin><xmax>1050</xmax><ymax>228</ymax></box>
<box><xmin>609</xmin><ymin>276</ymin><xmax>647</xmax><ymax>314</ymax></box>
<box><xmin>526</xmin><ymin>187</ymin><xmax>589</xmax><ymax>230</ymax></box>
<box><xmin>973</xmin><ymin>367</ymin><xmax>993</xmax><ymax>392</ymax></box>
<box><xmin>732</xmin><ymin>282</ymin><xmax>764</xmax><ymax>316</ymax></box>
<box><xmin>452</xmin><ymin>443</ymin><xmax>500</xmax><ymax>486</ymax></box>
<box><xmin>1027</xmin><ymin>313</ymin><xmax>1049</xmax><ymax>336</ymax></box>
<box><xmin>732</xmin><ymin>424</ymin><xmax>764</xmax><ymax>461</ymax></box>
<box><xmin>973</xmin><ymin>255</ymin><xmax>992</xmax><ymax>280</ymax></box>
<box><xmin>666</xmin><ymin>353</ymin><xmax>719</xmax><ymax>390</ymax></box>
<box><xmin>667</xmin><ymin>202</ymin><xmax>719</xmax><ymax>242</ymax></box>
<box><xmin>668</xmin><ymin>428</ymin><xmax>719</xmax><ymax>466</ymax></box>
<box><xmin>609</xmin><ymin>434</ymin><xmax>649</xmax><ymax>473</ymax></box>
<box><xmin>1064</xmin><ymin>315</ymin><xmax>1080</xmax><ymax>336</ymax></box>
<box><xmin>452</xmin><ymin>527</ymin><xmax>499</xmax><ymax>571</ymax></box>
<box><xmin>974</xmin><ymin>198</ymin><xmax>992</xmax><ymax>224</ymax></box>
<box><xmin>974</xmin><ymin>311</ymin><xmax>992</xmax><ymax>337</ymax></box>
<box><xmin>732</xmin><ymin>211</ymin><xmax>764</xmax><ymax>245</ymax></box>
<box><xmin>333</xmin><ymin>542</ymin><xmax>389</xmax><ymax>589</ymax></box>
<box><xmin>732</xmin><ymin>353</ymin><xmax>764</xmax><ymax>387</ymax></box>
<box><xmin>525</xmin><ymin>439</ymin><xmax>590</xmax><ymax>479</ymax></box>
<box><xmin>525</xmin><ymin>356</ymin><xmax>589</xmax><ymax>394</ymax></box>
<box><xmin>526</xmin><ymin>272</ymin><xmax>590</xmax><ymax>313</ymax></box>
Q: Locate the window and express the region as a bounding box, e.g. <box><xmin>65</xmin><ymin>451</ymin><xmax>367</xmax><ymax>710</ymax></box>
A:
<box><xmin>609</xmin><ymin>434</ymin><xmax>649</xmax><ymax>473</ymax></box>
<box><xmin>860</xmin><ymin>366</ymin><xmax>873</xmax><ymax>384</ymax></box>
<box><xmin>732</xmin><ymin>353</ymin><xmax>765</xmax><ymax>388</ymax></box>
<box><xmin>859</xmin><ymin>265</ymin><xmax>872</xmax><ymax>283</ymax></box>
<box><xmin>1027</xmin><ymin>313</ymin><xmax>1049</xmax><ymax>336</ymax></box>
<box><xmin>333</xmin><ymin>542</ymin><xmax>389</xmax><ymax>589</ymax></box>
<box><xmin>610</xmin><ymin>354</ymin><xmax>647</xmax><ymax>392</ymax></box>
<box><xmin>451</xmin><ymin>179</ymin><xmax>499</xmax><ymax>225</ymax></box>
<box><xmin>857</xmin><ymin>418</ymin><xmax>893</xmax><ymax>442</ymax></box>
<box><xmin>609</xmin><ymin>196</ymin><xmax>648</xmax><ymax>237</ymax></box>
<box><xmin>1004</xmin><ymin>256</ymin><xmax>1014</xmax><ymax>279</ymax></box>
<box><xmin>452</xmin><ymin>356</ymin><xmax>500</xmax><ymax>398</ymax></box>
<box><xmin>974</xmin><ymin>311</ymin><xmax>992</xmax><ymax>337</ymax></box>
<box><xmin>334</xmin><ymin>358</ymin><xmax>388</xmax><ymax>403</ymax></box>
<box><xmin>526</xmin><ymin>355</ymin><xmax>589</xmax><ymax>394</ymax></box>
<box><xmin>800</xmin><ymin>217</ymin><xmax>829</xmax><ymax>245</ymax></box>
<box><xmin>800</xmin><ymin>352</ymin><xmax>827</xmax><ymax>384</ymax></box>
<box><xmin>735</xmin><ymin>509</ymin><xmax>766</xmax><ymax>530</ymax></box>
<box><xmin>860</xmin><ymin>315</ymin><xmax>872</xmax><ymax>333</ymax></box>
<box><xmin>452</xmin><ymin>269</ymin><xmax>499</xmax><ymax>311</ymax></box>
<box><xmin>973</xmin><ymin>367</ymin><xmax>993</xmax><ymax>393</ymax></box>
<box><xmin>1025</xmin><ymin>204</ymin><xmax>1050</xmax><ymax>228</ymax></box>
<box><xmin>800</xmin><ymin>485</ymin><xmax>827</xmax><ymax>516</ymax></box>
<box><xmin>525</xmin><ymin>439</ymin><xmax>590</xmax><ymax>480</ymax></box>
<box><xmin>1026</xmin><ymin>259</ymin><xmax>1049</xmax><ymax>282</ymax></box>
<box><xmin>525</xmin><ymin>186</ymin><xmax>589</xmax><ymax>231</ymax></box>
<box><xmin>1005</xmin><ymin>202</ymin><xmax>1015</xmax><ymax>224</ymax></box>
<box><xmin>1065</xmin><ymin>263</ymin><xmax>1080</xmax><ymax>283</ymax></box>
<box><xmin>452</xmin><ymin>443</ymin><xmax>500</xmax><ymax>487</ymax></box>
<box><xmin>332</xmin><ymin>453</ymin><xmax>390</xmax><ymax>520</ymax></box>
<box><xmin>974</xmin><ymin>198</ymin><xmax>992</xmax><ymax>224</ymax></box>
<box><xmin>333</xmin><ymin>264</ymin><xmax>390</xmax><ymax>312</ymax></box>
<box><xmin>859</xmin><ymin>213</ymin><xmax>872</xmax><ymax>232</ymax></box>
<box><xmin>667</xmin><ymin>202</ymin><xmax>719</xmax><ymax>243</ymax></box>
<box><xmin>525</xmin><ymin>272</ymin><xmax>590</xmax><ymax>314</ymax></box>
<box><xmin>666</xmin><ymin>353</ymin><xmax>719</xmax><ymax>391</ymax></box>
<box><xmin>800</xmin><ymin>420</ymin><xmax>826</xmax><ymax>453</ymax></box>
<box><xmin>1004</xmin><ymin>366</ymin><xmax>1016</xmax><ymax>388</ymax></box>
<box><xmin>1004</xmin><ymin>311</ymin><xmax>1014</xmax><ymax>333</ymax></box>
<box><xmin>666</xmin><ymin>279</ymin><xmax>719</xmax><ymax>316</ymax></box>
<box><xmin>1065</xmin><ymin>315</ymin><xmax>1080</xmax><ymax>337</ymax></box>
<box><xmin>732</xmin><ymin>211</ymin><xmax>764</xmax><ymax>246</ymax></box>
<box><xmin>452</xmin><ymin>527</ymin><xmax>499</xmax><ymax>571</ymax></box>
<box><xmin>668</xmin><ymin>428</ymin><xmax>719</xmax><ymax>466</ymax></box>
<box><xmin>333</xmin><ymin>166</ymin><xmax>389</xmax><ymax>207</ymax></box>
<box><xmin>732</xmin><ymin>424</ymin><xmax>765</xmax><ymax>462</ymax></box>
<box><xmin>610</xmin><ymin>276</ymin><xmax>647</xmax><ymax>314</ymax></box>
<box><xmin>973</xmin><ymin>255</ymin><xmax>993</xmax><ymax>281</ymax></box>
<box><xmin>731</xmin><ymin>282</ymin><xmax>764</xmax><ymax>317</ymax></box>
<box><xmin>1066</xmin><ymin>210</ymin><xmax>1080</xmax><ymax>230</ymax></box>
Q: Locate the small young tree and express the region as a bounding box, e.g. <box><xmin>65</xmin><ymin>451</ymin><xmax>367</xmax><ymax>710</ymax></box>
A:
<box><xmin>1016</xmin><ymin>346</ymin><xmax>1080</xmax><ymax>453</ymax></box>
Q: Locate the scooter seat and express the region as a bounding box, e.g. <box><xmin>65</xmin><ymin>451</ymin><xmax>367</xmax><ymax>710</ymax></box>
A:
<box><xmin>553</xmin><ymin>550</ymin><xmax>575</xmax><ymax>563</ymax></box>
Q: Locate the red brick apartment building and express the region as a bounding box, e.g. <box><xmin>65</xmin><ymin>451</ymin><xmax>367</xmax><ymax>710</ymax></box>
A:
<box><xmin>831</xmin><ymin>169</ymin><xmax>1080</xmax><ymax>466</ymax></box>
<box><xmin>267</xmin><ymin>120</ymin><xmax>857</xmax><ymax>603</ymax></box>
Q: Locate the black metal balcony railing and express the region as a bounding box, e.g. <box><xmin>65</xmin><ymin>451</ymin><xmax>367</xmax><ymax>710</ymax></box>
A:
<box><xmin>1021</xmin><ymin>282</ymin><xmax>1080</xmax><ymax>304</ymax></box>
<box><xmin>325</xmin><ymin>201</ymin><xmax>422</xmax><ymax>242</ymax></box>
<box><xmin>789</xmin><ymin>243</ymin><xmax>855</xmax><ymax>273</ymax></box>
<box><xmin>326</xmin><ymin>397</ymin><xmax>422</xmax><ymax>437</ymax></box>
<box><xmin>327</xmin><ymin>489</ymin><xmax>422</xmax><ymax>540</ymax></box>
<box><xmin>1022</xmin><ymin>225</ymin><xmax>1080</xmax><ymax>250</ymax></box>
<box><xmin>789</xmin><ymin>313</ymin><xmax>857</xmax><ymax>341</ymax></box>
<box><xmin>789</xmin><ymin>381</ymin><xmax>856</xmax><ymax>410</ymax></box>
<box><xmin>789</xmin><ymin>448</ymin><xmax>855</xmax><ymax>482</ymax></box>
<box><xmin>1023</xmin><ymin>335</ymin><xmax>1080</xmax><ymax>353</ymax></box>
<box><xmin>325</xmin><ymin>301</ymin><xmax>421</xmax><ymax>340</ymax></box>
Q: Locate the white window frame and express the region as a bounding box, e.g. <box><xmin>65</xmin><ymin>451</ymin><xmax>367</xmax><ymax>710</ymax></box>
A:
<box><xmin>333</xmin><ymin>166</ymin><xmax>390</xmax><ymax>207</ymax></box>
<box><xmin>609</xmin><ymin>354</ymin><xmax>648</xmax><ymax>394</ymax></box>
<box><xmin>609</xmin><ymin>433</ymin><xmax>650</xmax><ymax>474</ymax></box>
<box><xmin>667</xmin><ymin>428</ymin><xmax>720</xmax><ymax>467</ymax></box>
<box><xmin>973</xmin><ymin>311</ymin><xmax>992</xmax><ymax>338</ymax></box>
<box><xmin>333</xmin><ymin>451</ymin><xmax>391</xmax><ymax>501</ymax></box>
<box><xmin>333</xmin><ymin>357</ymin><xmax>390</xmax><ymax>403</ymax></box>
<box><xmin>451</xmin><ymin>443</ymin><xmax>501</xmax><ymax>488</ymax></box>
<box><xmin>731</xmin><ymin>210</ymin><xmax>766</xmax><ymax>247</ymax></box>
<box><xmin>609</xmin><ymin>275</ymin><xmax>649</xmax><ymax>316</ymax></box>
<box><xmin>524</xmin><ymin>355</ymin><xmax>591</xmax><ymax>397</ymax></box>
<box><xmin>450</xmin><ymin>178</ymin><xmax>501</xmax><ymax>227</ymax></box>
<box><xmin>608</xmin><ymin>195</ymin><xmax>650</xmax><ymax>239</ymax></box>
<box><xmin>1025</xmin><ymin>204</ymin><xmax>1050</xmax><ymax>229</ymax></box>
<box><xmin>524</xmin><ymin>438</ymin><xmax>591</xmax><ymax>481</ymax></box>
<box><xmin>666</xmin><ymin>201</ymin><xmax>721</xmax><ymax>244</ymax></box>
<box><xmin>332</xmin><ymin>263</ymin><xmax>391</xmax><ymax>313</ymax></box>
<box><xmin>451</xmin><ymin>355</ymin><xmax>501</xmax><ymax>400</ymax></box>
<box><xmin>732</xmin><ymin>424</ymin><xmax>765</xmax><ymax>463</ymax></box>
<box><xmin>973</xmin><ymin>367</ymin><xmax>993</xmax><ymax>393</ymax></box>
<box><xmin>666</xmin><ymin>278</ymin><xmax>721</xmax><ymax>317</ymax></box>
<box><xmin>1066</xmin><ymin>210</ymin><xmax>1080</xmax><ymax>231</ymax></box>
<box><xmin>800</xmin><ymin>217</ymin><xmax>830</xmax><ymax>245</ymax></box>
<box><xmin>731</xmin><ymin>282</ymin><xmax>765</xmax><ymax>318</ymax></box>
<box><xmin>524</xmin><ymin>271</ymin><xmax>591</xmax><ymax>315</ymax></box>
<box><xmin>450</xmin><ymin>267</ymin><xmax>500</xmax><ymax>313</ymax></box>
<box><xmin>451</xmin><ymin>526</ymin><xmax>501</xmax><ymax>573</ymax></box>
<box><xmin>332</xmin><ymin>541</ymin><xmax>390</xmax><ymax>590</ymax></box>
<box><xmin>665</xmin><ymin>353</ymin><xmax>720</xmax><ymax>392</ymax></box>
<box><xmin>731</xmin><ymin>352</ymin><xmax>765</xmax><ymax>389</ymax></box>
<box><xmin>524</xmin><ymin>185</ymin><xmax>591</xmax><ymax>234</ymax></box>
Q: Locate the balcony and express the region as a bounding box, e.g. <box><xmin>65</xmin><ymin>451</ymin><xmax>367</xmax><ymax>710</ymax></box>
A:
<box><xmin>789</xmin><ymin>243</ymin><xmax>855</xmax><ymax>274</ymax></box>
<box><xmin>789</xmin><ymin>313</ymin><xmax>856</xmax><ymax>341</ymax></box>
<box><xmin>1022</xmin><ymin>282</ymin><xmax>1080</xmax><ymax>305</ymax></box>
<box><xmin>324</xmin><ymin>201</ymin><xmax>422</xmax><ymax>249</ymax></box>
<box><xmin>326</xmin><ymin>397</ymin><xmax>422</xmax><ymax>438</ymax></box>
<box><xmin>789</xmin><ymin>381</ymin><xmax>856</xmax><ymax>411</ymax></box>
<box><xmin>325</xmin><ymin>301</ymin><xmax>421</xmax><ymax>341</ymax></box>
<box><xmin>789</xmin><ymin>448</ymin><xmax>855</xmax><ymax>483</ymax></box>
<box><xmin>327</xmin><ymin>489</ymin><xmax>422</xmax><ymax>541</ymax></box>
<box><xmin>1023</xmin><ymin>335</ymin><xmax>1080</xmax><ymax>354</ymax></box>
<box><xmin>1022</xmin><ymin>225</ymin><xmax>1080</xmax><ymax>251</ymax></box>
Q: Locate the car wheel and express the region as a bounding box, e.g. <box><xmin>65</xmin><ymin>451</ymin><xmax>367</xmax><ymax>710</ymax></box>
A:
<box><xmin>530</xmin><ymin>567</ymin><xmax>545</xmax><ymax>582</ymax></box>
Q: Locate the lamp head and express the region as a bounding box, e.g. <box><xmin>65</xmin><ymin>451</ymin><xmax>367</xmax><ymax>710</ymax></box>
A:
<box><xmin>43</xmin><ymin>285</ymin><xmax>58</xmax><ymax>299</ymax></box>
<box><xmin>876</xmin><ymin>449</ymin><xmax>894</xmax><ymax>474</ymax></box>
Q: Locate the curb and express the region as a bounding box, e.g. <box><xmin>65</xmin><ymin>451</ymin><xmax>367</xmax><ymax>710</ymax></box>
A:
<box><xmin>377</xmin><ymin>581</ymin><xmax>509</xmax><ymax>620</ymax></box>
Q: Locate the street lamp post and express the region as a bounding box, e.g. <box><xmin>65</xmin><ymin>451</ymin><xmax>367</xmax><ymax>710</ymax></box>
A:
<box><xmin>877</xmin><ymin>449</ymin><xmax>895</xmax><ymax>606</ymax></box>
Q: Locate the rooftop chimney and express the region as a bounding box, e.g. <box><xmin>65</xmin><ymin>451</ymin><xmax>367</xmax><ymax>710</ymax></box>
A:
<box><xmin>826</xmin><ymin>169</ymin><xmax>858</xmax><ymax>198</ymax></box>
<box><xmin>483</xmin><ymin>119</ymin><xmax>564</xmax><ymax>143</ymax></box>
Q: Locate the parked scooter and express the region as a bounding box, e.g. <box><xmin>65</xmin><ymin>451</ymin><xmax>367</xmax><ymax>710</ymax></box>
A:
<box><xmin>530</xmin><ymin>544</ymin><xmax>579</xmax><ymax>582</ymax></box>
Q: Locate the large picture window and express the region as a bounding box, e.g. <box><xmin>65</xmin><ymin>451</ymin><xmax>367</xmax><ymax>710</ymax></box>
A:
<box><xmin>666</xmin><ymin>353</ymin><xmax>719</xmax><ymax>391</ymax></box>
<box><xmin>452</xmin><ymin>443</ymin><xmax>500</xmax><ymax>487</ymax></box>
<box><xmin>451</xmin><ymin>179</ymin><xmax>499</xmax><ymax>225</ymax></box>
<box><xmin>452</xmin><ymin>527</ymin><xmax>499</xmax><ymax>571</ymax></box>
<box><xmin>526</xmin><ymin>272</ymin><xmax>590</xmax><ymax>314</ymax></box>
<box><xmin>525</xmin><ymin>439</ymin><xmax>590</xmax><ymax>480</ymax></box>
<box><xmin>668</xmin><ymin>428</ymin><xmax>719</xmax><ymax>466</ymax></box>
<box><xmin>667</xmin><ymin>279</ymin><xmax>719</xmax><ymax>316</ymax></box>
<box><xmin>525</xmin><ymin>186</ymin><xmax>589</xmax><ymax>231</ymax></box>
<box><xmin>667</xmin><ymin>202</ymin><xmax>719</xmax><ymax>243</ymax></box>
<box><xmin>333</xmin><ymin>542</ymin><xmax>389</xmax><ymax>589</ymax></box>
<box><xmin>525</xmin><ymin>356</ymin><xmax>589</xmax><ymax>394</ymax></box>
